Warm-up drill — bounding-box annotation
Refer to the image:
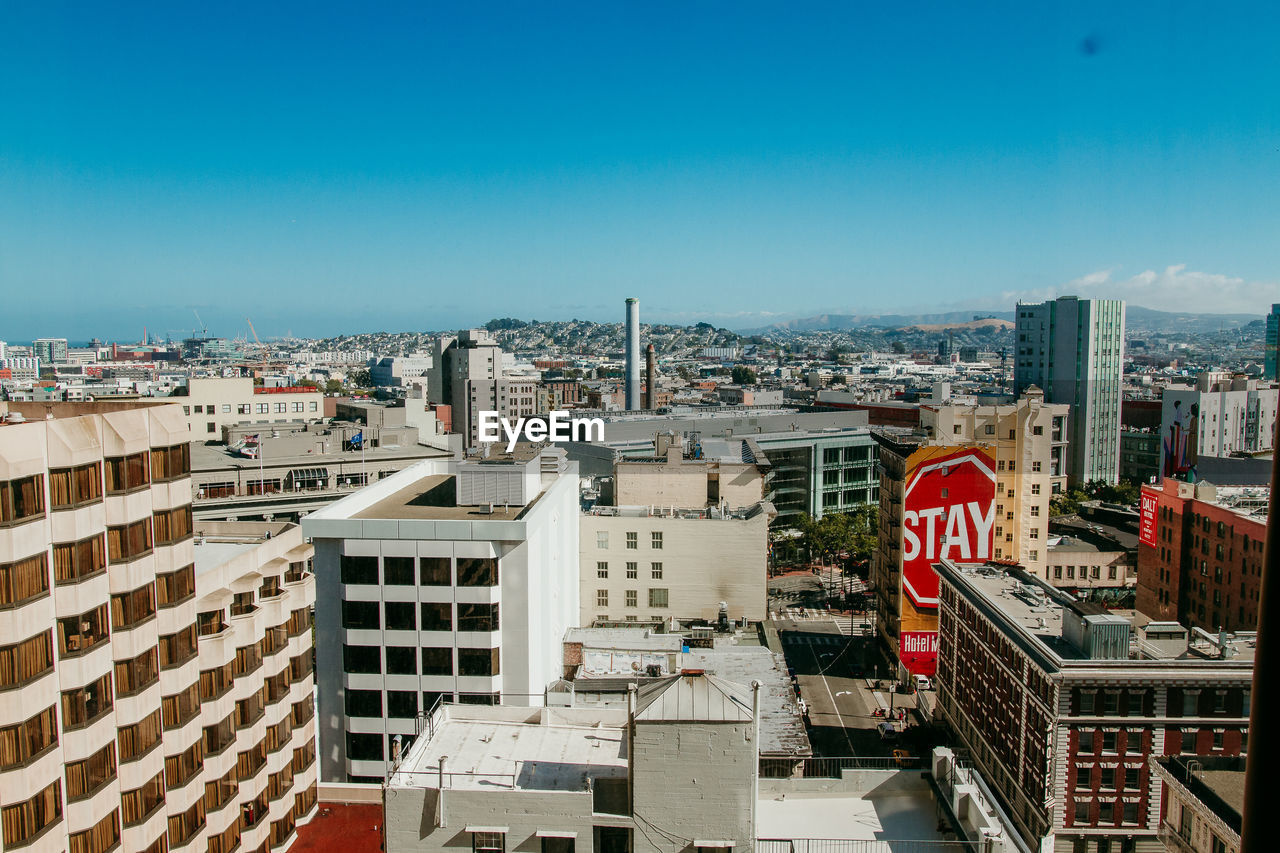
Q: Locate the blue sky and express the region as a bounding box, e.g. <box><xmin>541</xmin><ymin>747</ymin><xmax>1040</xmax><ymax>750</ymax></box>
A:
<box><xmin>2</xmin><ymin>2</ymin><xmax>1278</xmax><ymax>341</ymax></box>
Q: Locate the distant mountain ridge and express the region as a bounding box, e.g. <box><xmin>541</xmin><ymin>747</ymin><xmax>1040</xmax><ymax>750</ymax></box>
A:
<box><xmin>747</xmin><ymin>305</ymin><xmax>1262</xmax><ymax>335</ymax></box>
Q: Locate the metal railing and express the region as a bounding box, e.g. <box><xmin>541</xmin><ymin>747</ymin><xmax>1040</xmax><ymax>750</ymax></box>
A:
<box><xmin>758</xmin><ymin>840</ymin><xmax>983</xmax><ymax>853</ymax></box>
<box><xmin>759</xmin><ymin>755</ymin><xmax>923</xmax><ymax>778</ymax></box>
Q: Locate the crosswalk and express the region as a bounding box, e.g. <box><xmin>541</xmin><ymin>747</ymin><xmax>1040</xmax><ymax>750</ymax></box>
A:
<box><xmin>780</xmin><ymin>633</ymin><xmax>846</xmax><ymax>646</ymax></box>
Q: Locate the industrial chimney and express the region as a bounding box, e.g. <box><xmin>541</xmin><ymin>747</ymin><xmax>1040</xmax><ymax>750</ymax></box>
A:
<box><xmin>625</xmin><ymin>298</ymin><xmax>640</xmax><ymax>410</ymax></box>
<box><xmin>645</xmin><ymin>343</ymin><xmax>657</xmax><ymax>409</ymax></box>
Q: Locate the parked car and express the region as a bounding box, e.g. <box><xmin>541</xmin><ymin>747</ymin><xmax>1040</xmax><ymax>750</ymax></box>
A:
<box><xmin>913</xmin><ymin>674</ymin><xmax>933</xmax><ymax>692</ymax></box>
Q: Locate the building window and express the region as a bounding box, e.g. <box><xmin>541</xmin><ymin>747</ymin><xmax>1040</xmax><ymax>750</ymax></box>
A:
<box><xmin>597</xmin><ymin>532</ymin><xmax>609</xmax><ymax>549</ymax></box>
<box><xmin>648</xmin><ymin>589</ymin><xmax>669</xmax><ymax>608</ymax></box>
<box><xmin>420</xmin><ymin>603</ymin><xmax>452</xmax><ymax>632</ymax></box>
<box><xmin>626</xmin><ymin>590</ymin><xmax>637</xmax><ymax>608</ymax></box>
<box><xmin>1030</xmin><ymin>506</ymin><xmax>1040</xmax><ymax>517</ymax></box>
<box><xmin>651</xmin><ymin>562</ymin><xmax>663</xmax><ymax>579</ymax></box>
<box><xmin>256</xmin><ymin>403</ymin><xmax>269</xmax><ymax>414</ymax></box>
<box><xmin>1213</xmin><ymin>729</ymin><xmax>1225</xmax><ymax>750</ymax></box>
<box><xmin>1031</xmin><ymin>483</ymin><xmax>1040</xmax><ymax>495</ymax></box>
<box><xmin>49</xmin><ymin>463</ymin><xmax>103</xmax><ymax>509</ymax></box>
<box><xmin>383</xmin><ymin>557</ymin><xmax>415</xmax><ymax>586</ymax></box>
<box><xmin>1078</xmin><ymin>730</ymin><xmax>1095</xmax><ymax>753</ymax></box>
<box><xmin>238</xmin><ymin>404</ymin><xmax>251</xmax><ymax>415</ymax></box>
<box><xmin>651</xmin><ymin>532</ymin><xmax>663</xmax><ymax>549</ymax></box>
<box><xmin>421</xmin><ymin>648</ymin><xmax>452</xmax><ymax>676</ymax></box>
<box><xmin>386</xmin><ymin>647</ymin><xmax>417</xmax><ymax>675</ymax></box>
<box><xmin>0</xmin><ymin>780</ymin><xmax>62</xmax><ymax>847</ymax></box>
<box><xmin>420</xmin><ymin>558</ymin><xmax>451</xmax><ymax>586</ymax></box>
<box><xmin>457</xmin><ymin>558</ymin><xmax>498</xmax><ymax>586</ymax></box>
<box><xmin>274</xmin><ymin>403</ymin><xmax>286</xmax><ymax>413</ymax></box>
<box><xmin>1073</xmin><ymin>800</ymin><xmax>1089</xmax><ymax>824</ymax></box>
<box><xmin>626</xmin><ymin>532</ymin><xmax>638</xmax><ymax>550</ymax></box>
<box><xmin>597</xmin><ymin>590</ymin><xmax>608</xmax><ymax>607</ymax></box>
<box><xmin>597</xmin><ymin>562</ymin><xmax>608</xmax><ymax>579</ymax></box>
<box><xmin>0</xmin><ymin>475</ymin><xmax>45</xmax><ymax>528</ymax></box>
<box><xmin>458</xmin><ymin>648</ymin><xmax>499</xmax><ymax>677</ymax></box>
<box><xmin>458</xmin><ymin>603</ymin><xmax>498</xmax><ymax>632</ymax></box>
<box><xmin>1032</xmin><ymin>461</ymin><xmax>1042</xmax><ymax>472</ymax></box>
<box><xmin>473</xmin><ymin>831</ymin><xmax>505</xmax><ymax>853</ymax></box>
<box><xmin>384</xmin><ymin>602</ymin><xmax>416</xmax><ymax>631</ymax></box>
<box><xmin>1102</xmin><ymin>731</ymin><xmax>1118</xmax><ymax>752</ymax></box>
<box><xmin>626</xmin><ymin>562</ymin><xmax>637</xmax><ymax>579</ymax></box>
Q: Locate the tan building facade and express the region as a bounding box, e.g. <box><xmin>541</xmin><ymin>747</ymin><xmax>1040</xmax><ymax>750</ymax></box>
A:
<box><xmin>180</xmin><ymin>378</ymin><xmax>324</xmax><ymax>438</ymax></box>
<box><xmin>613</xmin><ymin>450</ymin><xmax>764</xmax><ymax>511</ymax></box>
<box><xmin>580</xmin><ymin>504</ymin><xmax>772</xmax><ymax>625</ymax></box>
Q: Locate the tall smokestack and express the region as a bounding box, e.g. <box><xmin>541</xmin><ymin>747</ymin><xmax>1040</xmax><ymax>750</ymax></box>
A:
<box><xmin>625</xmin><ymin>298</ymin><xmax>640</xmax><ymax>410</ymax></box>
<box><xmin>645</xmin><ymin>344</ymin><xmax>656</xmax><ymax>409</ymax></box>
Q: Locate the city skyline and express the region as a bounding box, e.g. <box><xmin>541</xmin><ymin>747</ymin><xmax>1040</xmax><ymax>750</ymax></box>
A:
<box><xmin>3</xmin><ymin>2</ymin><xmax>1279</xmax><ymax>339</ymax></box>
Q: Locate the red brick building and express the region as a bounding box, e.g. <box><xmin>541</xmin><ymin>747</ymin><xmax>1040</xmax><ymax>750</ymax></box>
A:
<box><xmin>935</xmin><ymin>559</ymin><xmax>1252</xmax><ymax>853</ymax></box>
<box><xmin>1136</xmin><ymin>480</ymin><xmax>1267</xmax><ymax>631</ymax></box>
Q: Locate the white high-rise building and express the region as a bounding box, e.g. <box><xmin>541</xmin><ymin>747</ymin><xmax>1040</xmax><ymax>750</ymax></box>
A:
<box><xmin>1014</xmin><ymin>296</ymin><xmax>1125</xmax><ymax>484</ymax></box>
<box><xmin>302</xmin><ymin>448</ymin><xmax>580</xmax><ymax>782</ymax></box>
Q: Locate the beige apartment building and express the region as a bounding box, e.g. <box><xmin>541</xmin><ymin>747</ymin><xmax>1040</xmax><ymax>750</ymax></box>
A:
<box><xmin>0</xmin><ymin>401</ymin><xmax>317</xmax><ymax>853</ymax></box>
<box><xmin>920</xmin><ymin>387</ymin><xmax>1069</xmax><ymax>577</ymax></box>
<box><xmin>612</xmin><ymin>447</ymin><xmax>764</xmax><ymax>510</ymax></box>
<box><xmin>872</xmin><ymin>389</ymin><xmax>1069</xmax><ymax>652</ymax></box>
<box><xmin>180</xmin><ymin>378</ymin><xmax>324</xmax><ymax>438</ymax></box>
<box><xmin>580</xmin><ymin>503</ymin><xmax>772</xmax><ymax>625</ymax></box>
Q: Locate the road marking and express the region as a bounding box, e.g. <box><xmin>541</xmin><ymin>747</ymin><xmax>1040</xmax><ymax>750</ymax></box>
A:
<box><xmin>804</xmin><ymin>637</ymin><xmax>857</xmax><ymax>755</ymax></box>
<box><xmin>835</xmin><ymin>691</ymin><xmax>852</xmax><ymax>697</ymax></box>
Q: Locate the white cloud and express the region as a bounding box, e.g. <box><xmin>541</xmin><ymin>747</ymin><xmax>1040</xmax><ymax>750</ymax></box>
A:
<box><xmin>1001</xmin><ymin>265</ymin><xmax>1280</xmax><ymax>315</ymax></box>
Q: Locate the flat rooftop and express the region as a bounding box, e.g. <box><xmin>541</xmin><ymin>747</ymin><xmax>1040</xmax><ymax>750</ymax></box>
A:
<box><xmin>683</xmin><ymin>644</ymin><xmax>811</xmax><ymax>757</ymax></box>
<box><xmin>390</xmin><ymin>706</ymin><xmax>628</xmax><ymax>792</ymax></box>
<box><xmin>946</xmin><ymin>562</ymin><xmax>1256</xmax><ymax>664</ymax></box>
<box><xmin>1203</xmin><ymin>486</ymin><xmax>1270</xmax><ymax>523</ymax></box>
<box><xmin>191</xmin><ymin>438</ymin><xmax>444</xmax><ymax>472</ymax></box>
<box><xmin>354</xmin><ymin>474</ymin><xmax>528</xmax><ymax>521</ymax></box>
<box><xmin>564</xmin><ymin>627</ymin><xmax>683</xmax><ymax>652</ymax></box>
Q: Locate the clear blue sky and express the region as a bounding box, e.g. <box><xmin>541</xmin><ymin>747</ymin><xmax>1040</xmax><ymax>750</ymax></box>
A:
<box><xmin>2</xmin><ymin>2</ymin><xmax>1278</xmax><ymax>341</ymax></box>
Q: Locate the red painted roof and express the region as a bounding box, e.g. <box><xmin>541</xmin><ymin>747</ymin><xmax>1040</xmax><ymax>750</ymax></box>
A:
<box><xmin>287</xmin><ymin>803</ymin><xmax>383</xmax><ymax>853</ymax></box>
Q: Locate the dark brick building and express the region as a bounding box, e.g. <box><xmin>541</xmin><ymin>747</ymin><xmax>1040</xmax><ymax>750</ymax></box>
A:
<box><xmin>1135</xmin><ymin>480</ymin><xmax>1267</xmax><ymax>631</ymax></box>
<box><xmin>935</xmin><ymin>559</ymin><xmax>1252</xmax><ymax>853</ymax></box>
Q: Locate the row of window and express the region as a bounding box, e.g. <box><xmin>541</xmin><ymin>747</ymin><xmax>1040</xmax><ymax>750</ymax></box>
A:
<box><xmin>186</xmin><ymin>401</ymin><xmax>318</xmax><ymax>415</ymax></box>
<box><xmin>597</xmin><ymin>588</ymin><xmax>668</xmax><ymax>608</ymax></box>
<box><xmin>341</xmin><ymin>601</ymin><xmax>499</xmax><ymax>632</ymax></box>
<box><xmin>597</xmin><ymin>561</ymin><xmax>663</xmax><ymax>579</ymax></box>
<box><xmin>340</xmin><ymin>554</ymin><xmax>498</xmax><ymax>586</ymax></box>
<box><xmin>595</xmin><ymin>531</ymin><xmax>663</xmax><ymax>550</ymax></box>
<box><xmin>344</xmin><ymin>644</ymin><xmax>499</xmax><ymax>677</ymax></box>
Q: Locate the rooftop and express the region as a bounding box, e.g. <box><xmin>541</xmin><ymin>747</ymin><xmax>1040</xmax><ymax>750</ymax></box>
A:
<box><xmin>940</xmin><ymin>560</ymin><xmax>1256</xmax><ymax>666</ymax></box>
<box><xmin>353</xmin><ymin>474</ymin><xmax>529</xmax><ymax>521</ymax></box>
<box><xmin>389</xmin><ymin>705</ymin><xmax>629</xmax><ymax>792</ymax></box>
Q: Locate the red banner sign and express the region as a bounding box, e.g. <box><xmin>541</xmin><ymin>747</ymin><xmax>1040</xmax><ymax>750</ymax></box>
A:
<box><xmin>1139</xmin><ymin>489</ymin><xmax>1159</xmax><ymax>548</ymax></box>
<box><xmin>899</xmin><ymin>631</ymin><xmax>939</xmax><ymax>677</ymax></box>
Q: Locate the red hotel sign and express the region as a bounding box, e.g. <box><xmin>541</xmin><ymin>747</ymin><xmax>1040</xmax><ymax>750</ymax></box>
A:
<box><xmin>1139</xmin><ymin>489</ymin><xmax>1159</xmax><ymax>548</ymax></box>
<box><xmin>899</xmin><ymin>631</ymin><xmax>939</xmax><ymax>675</ymax></box>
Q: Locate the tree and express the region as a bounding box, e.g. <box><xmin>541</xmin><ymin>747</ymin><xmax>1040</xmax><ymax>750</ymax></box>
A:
<box><xmin>731</xmin><ymin>365</ymin><xmax>757</xmax><ymax>384</ymax></box>
<box><xmin>347</xmin><ymin>367</ymin><xmax>372</xmax><ymax>388</ymax></box>
<box><xmin>323</xmin><ymin>379</ymin><xmax>344</xmax><ymax>394</ymax></box>
<box><xmin>797</xmin><ymin>507</ymin><xmax>876</xmax><ymax>566</ymax></box>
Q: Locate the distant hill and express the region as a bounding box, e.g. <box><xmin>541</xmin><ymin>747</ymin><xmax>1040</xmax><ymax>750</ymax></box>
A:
<box><xmin>1124</xmin><ymin>305</ymin><xmax>1260</xmax><ymax>333</ymax></box>
<box><xmin>753</xmin><ymin>311</ymin><xmax>1014</xmax><ymax>332</ymax></box>
<box><xmin>749</xmin><ymin>305</ymin><xmax>1261</xmax><ymax>335</ymax></box>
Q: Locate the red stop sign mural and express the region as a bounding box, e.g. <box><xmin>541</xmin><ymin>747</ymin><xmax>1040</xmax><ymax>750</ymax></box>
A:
<box><xmin>901</xmin><ymin>446</ymin><xmax>997</xmax><ymax>608</ymax></box>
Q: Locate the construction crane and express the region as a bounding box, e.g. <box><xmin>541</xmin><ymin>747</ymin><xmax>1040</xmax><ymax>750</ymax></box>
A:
<box><xmin>245</xmin><ymin>317</ymin><xmax>269</xmax><ymax>376</ymax></box>
<box><xmin>192</xmin><ymin>309</ymin><xmax>208</xmax><ymax>338</ymax></box>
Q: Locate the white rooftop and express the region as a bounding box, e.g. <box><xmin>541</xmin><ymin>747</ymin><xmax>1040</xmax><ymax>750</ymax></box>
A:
<box><xmin>390</xmin><ymin>706</ymin><xmax>629</xmax><ymax>792</ymax></box>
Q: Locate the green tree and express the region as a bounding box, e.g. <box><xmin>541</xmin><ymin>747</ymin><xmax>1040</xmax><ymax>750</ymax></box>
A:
<box><xmin>731</xmin><ymin>365</ymin><xmax>757</xmax><ymax>384</ymax></box>
<box><xmin>323</xmin><ymin>379</ymin><xmax>344</xmax><ymax>394</ymax></box>
<box><xmin>347</xmin><ymin>367</ymin><xmax>372</xmax><ymax>388</ymax></box>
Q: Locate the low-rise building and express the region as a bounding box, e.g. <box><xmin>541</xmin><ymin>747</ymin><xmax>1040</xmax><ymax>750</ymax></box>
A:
<box><xmin>178</xmin><ymin>377</ymin><xmax>324</xmax><ymax>438</ymax></box>
<box><xmin>580</xmin><ymin>503</ymin><xmax>772</xmax><ymax>624</ymax></box>
<box><xmin>1148</xmin><ymin>755</ymin><xmax>1242</xmax><ymax>853</ymax></box>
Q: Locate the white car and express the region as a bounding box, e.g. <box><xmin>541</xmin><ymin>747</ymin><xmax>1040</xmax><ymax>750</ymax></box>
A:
<box><xmin>913</xmin><ymin>674</ymin><xmax>933</xmax><ymax>692</ymax></box>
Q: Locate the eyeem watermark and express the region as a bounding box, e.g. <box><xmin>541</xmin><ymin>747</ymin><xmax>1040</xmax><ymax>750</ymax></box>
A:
<box><xmin>478</xmin><ymin>410</ymin><xmax>605</xmax><ymax>452</ymax></box>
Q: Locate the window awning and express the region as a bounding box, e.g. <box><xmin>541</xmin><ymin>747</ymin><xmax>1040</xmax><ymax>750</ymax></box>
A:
<box><xmin>465</xmin><ymin>826</ymin><xmax>509</xmax><ymax>834</ymax></box>
<box><xmin>535</xmin><ymin>831</ymin><xmax>578</xmax><ymax>839</ymax></box>
<box><xmin>289</xmin><ymin>467</ymin><xmax>328</xmax><ymax>480</ymax></box>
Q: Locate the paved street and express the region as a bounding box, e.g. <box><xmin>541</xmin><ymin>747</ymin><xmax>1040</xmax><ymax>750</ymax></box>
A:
<box><xmin>771</xmin><ymin>615</ymin><xmax>919</xmax><ymax>757</ymax></box>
